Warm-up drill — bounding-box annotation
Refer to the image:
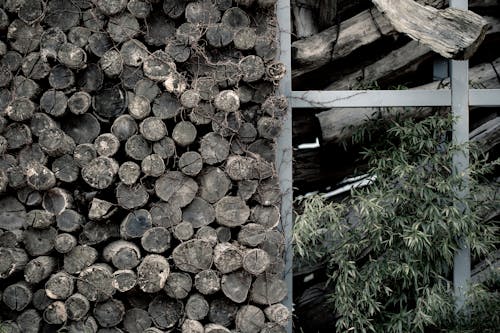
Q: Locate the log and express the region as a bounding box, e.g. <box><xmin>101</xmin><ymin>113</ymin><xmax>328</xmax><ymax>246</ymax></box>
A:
<box><xmin>94</xmin><ymin>299</ymin><xmax>126</xmax><ymax>328</ymax></box>
<box><xmin>68</xmin><ymin>26</ymin><xmax>91</xmax><ymax>48</ymax></box>
<box><xmin>251</xmin><ymin>205</ymin><xmax>280</xmax><ymax>228</ymax></box>
<box><xmin>172</xmin><ymin>240</ymin><xmax>214</xmax><ymax>273</ymax></box>
<box><xmin>25</xmin><ymin>162</ymin><xmax>56</xmax><ymax>191</ymax></box>
<box><xmin>118</xmin><ymin>161</ymin><xmax>141</xmax><ymax>185</ymax></box>
<box><xmin>147</xmin><ymin>295</ymin><xmax>183</xmax><ymax>329</ymax></box>
<box><xmin>24</xmin><ymin>256</ymin><xmax>57</xmax><ymax>284</ymax></box>
<box><xmin>112</xmin><ymin>269</ymin><xmax>137</xmax><ymax>292</ymax></box>
<box><xmin>261</xmin><ymin>323</ymin><xmax>287</xmax><ymax>333</ymax></box>
<box><xmin>179</xmin><ymin>151</ymin><xmax>203</xmax><ymax>177</ymax></box>
<box><xmin>182</xmin><ymin>319</ymin><xmax>205</xmax><ymax>333</ymax></box>
<box><xmin>17</xmin><ymin>308</ymin><xmax>41</xmax><ymax>333</ymax></box>
<box><xmin>214</xmin><ymin>90</ymin><xmax>240</xmax><ymax>112</ymax></box>
<box><xmin>4</xmin><ymin>123</ymin><xmax>32</xmax><ymax>150</ymax></box>
<box><xmin>6</xmin><ymin>97</ymin><xmax>36</xmax><ymax>122</ymax></box>
<box><xmin>141</xmin><ymin>227</ymin><xmax>171</xmax><ymax>253</ymax></box>
<box><xmin>186</xmin><ymin>293</ymin><xmax>209</xmax><ymax>320</ymax></box>
<box><xmin>56</xmin><ymin>209</ymin><xmax>85</xmax><ymax>232</ymax></box>
<box><xmin>32</xmin><ymin>289</ymin><xmax>51</xmax><ymax>312</ymax></box>
<box><xmin>155</xmin><ymin>171</ymin><xmax>198</xmax><ymax>208</ymax></box>
<box><xmin>137</xmin><ymin>254</ymin><xmax>170</xmax><ymax>293</ymax></box>
<box><xmin>0</xmin><ymin>247</ymin><xmax>28</xmax><ymax>279</ymax></box>
<box><xmin>216</xmin><ymin>226</ymin><xmax>232</xmax><ymax>243</ymax></box>
<box><xmin>77</xmin><ymin>264</ymin><xmax>115</xmax><ymax>302</ymax></box>
<box><xmin>205</xmin><ymin>323</ymin><xmax>231</xmax><ymax>333</ymax></box>
<box><xmin>164</xmin><ymin>272</ymin><xmax>193</xmax><ymax>299</ymax></box>
<box><xmin>153</xmin><ymin>92</ymin><xmax>182</xmax><ymax>119</ymax></box>
<box><xmin>45</xmin><ymin>272</ymin><xmax>74</xmax><ymax>300</ymax></box>
<box><xmin>116</xmin><ymin>183</ymin><xmax>149</xmax><ymax>209</ymax></box>
<box><xmin>238</xmin><ymin>223</ymin><xmax>267</xmax><ymax>247</ymax></box>
<box><xmin>172</xmin><ymin>121</ymin><xmax>198</xmax><ymax>147</ymax></box>
<box><xmin>65</xmin><ymin>293</ymin><xmax>90</xmax><ymax>321</ymax></box>
<box><xmin>140</xmin><ymin>117</ymin><xmax>168</xmax><ymax>142</ymax></box>
<box><xmin>195</xmin><ymin>226</ymin><xmax>219</xmax><ymax>246</ymax></box>
<box><xmin>54</xmin><ymin>233</ymin><xmax>77</xmax><ymax>254</ymax></box>
<box><xmin>264</xmin><ymin>304</ymin><xmax>291</xmax><ymax>326</ymax></box>
<box><xmin>174</xmin><ymin>221</ymin><xmax>195</xmax><ymax>241</ymax></box>
<box><xmin>238</xmin><ymin>180</ymin><xmax>259</xmax><ymax>201</ymax></box>
<box><xmin>38</xmin><ymin>127</ymin><xmax>75</xmax><ymax>157</ymax></box>
<box><xmin>141</xmin><ymin>154</ymin><xmax>166</xmax><ymax>177</ymax></box>
<box><xmin>209</xmin><ymin>298</ymin><xmax>239</xmax><ymax>327</ymax></box>
<box><xmin>207</xmin><ymin>24</ymin><xmax>234</xmax><ymax>48</ymax></box>
<box><xmin>64</xmin><ymin>245</ymin><xmax>98</xmax><ymax>274</ymax></box>
<box><xmin>128</xmin><ymin>0</ymin><xmax>152</xmax><ymax>18</ymax></box>
<box><xmin>79</xmin><ymin>221</ymin><xmax>120</xmax><ymax>245</ymax></box>
<box><xmin>22</xmin><ymin>52</ymin><xmax>51</xmax><ymax>80</ymax></box>
<box><xmin>144</xmin><ymin>12</ymin><xmax>176</xmax><ymax>46</ymax></box>
<box><xmin>120</xmin><ymin>209</ymin><xmax>152</xmax><ymax>239</ymax></box>
<box><xmin>125</xmin><ymin>135</ymin><xmax>153</xmax><ymax>161</ymax></box>
<box><xmin>103</xmin><ymin>240</ymin><xmax>142</xmax><ymax>270</ymax></box>
<box><xmin>82</xmin><ymin>156</ymin><xmax>119</xmax><ymax>189</ymax></box>
<box><xmin>215</xmin><ymin>196</ymin><xmax>251</xmax><ymax>227</ymax></box>
<box><xmin>234</xmin><ymin>28</ymin><xmax>257</xmax><ymax>51</ymax></box>
<box><xmin>0</xmin><ymin>196</ymin><xmax>27</xmax><ymax>231</ymax></box>
<box><xmin>183</xmin><ymin>197</ymin><xmax>216</xmax><ymax>228</ymax></box>
<box><xmin>372</xmin><ymin>0</ymin><xmax>489</xmax><ymax>59</ymax></box>
<box><xmin>243</xmin><ymin>248</ymin><xmax>271</xmax><ymax>275</ymax></box>
<box><xmin>107</xmin><ymin>13</ymin><xmax>140</xmax><ymax>43</ymax></box>
<box><xmin>58</xmin><ymin>43</ymin><xmax>87</xmax><ymax>69</ymax></box>
<box><xmin>198</xmin><ymin>132</ymin><xmax>231</xmax><ymax>163</ymax></box>
<box><xmin>221</xmin><ymin>270</ymin><xmax>252</xmax><ymax>303</ymax></box>
<box><xmin>101</xmin><ymin>50</ymin><xmax>123</xmax><ymax>78</ymax></box>
<box><xmin>123</xmin><ymin>308</ymin><xmax>152</xmax><ymax>333</ymax></box>
<box><xmin>153</xmin><ymin>137</ymin><xmax>176</xmax><ymax>159</ymax></box>
<box><xmin>236</xmin><ymin>305</ymin><xmax>266</xmax><ymax>333</ymax></box>
<box><xmin>3</xmin><ymin>282</ymin><xmax>32</xmax><ymax>311</ymax></box>
<box><xmin>43</xmin><ymin>301</ymin><xmax>67</xmax><ymax>324</ymax></box>
<box><xmin>250</xmin><ymin>275</ymin><xmax>287</xmax><ymax>305</ymax></box>
<box><xmin>214</xmin><ymin>243</ymin><xmax>243</xmax><ymax>274</ymax></box>
<box><xmin>88</xmin><ymin>198</ymin><xmax>115</xmax><ymax>221</ymax></box>
<box><xmin>194</xmin><ymin>269</ymin><xmax>221</xmax><ymax>295</ymax></box>
<box><xmin>8</xmin><ymin>19</ymin><xmax>42</xmax><ymax>54</ymax></box>
<box><xmin>52</xmin><ymin>154</ymin><xmax>79</xmax><ymax>183</ymax></box>
<box><xmin>112</xmin><ymin>115</ymin><xmax>138</xmax><ymax>142</ymax></box>
<box><xmin>254</xmin><ymin>177</ymin><xmax>281</xmax><ymax>206</ymax></box>
<box><xmin>61</xmin><ymin>114</ymin><xmax>101</xmax><ymax>144</ymax></box>
<box><xmin>23</xmin><ymin>227</ymin><xmax>56</xmax><ymax>256</ymax></box>
<box><xmin>150</xmin><ymin>202</ymin><xmax>182</xmax><ymax>229</ymax></box>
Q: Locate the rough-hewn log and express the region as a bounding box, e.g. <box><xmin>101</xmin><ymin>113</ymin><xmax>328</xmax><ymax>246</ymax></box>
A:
<box><xmin>63</xmin><ymin>245</ymin><xmax>98</xmax><ymax>274</ymax></box>
<box><xmin>172</xmin><ymin>240</ymin><xmax>213</xmax><ymax>273</ymax></box>
<box><xmin>221</xmin><ymin>270</ymin><xmax>252</xmax><ymax>303</ymax></box>
<box><xmin>148</xmin><ymin>295</ymin><xmax>183</xmax><ymax>329</ymax></box>
<box><xmin>24</xmin><ymin>256</ymin><xmax>56</xmax><ymax>284</ymax></box>
<box><xmin>164</xmin><ymin>272</ymin><xmax>193</xmax><ymax>299</ymax></box>
<box><xmin>0</xmin><ymin>247</ymin><xmax>28</xmax><ymax>278</ymax></box>
<box><xmin>77</xmin><ymin>264</ymin><xmax>115</xmax><ymax>302</ymax></box>
<box><xmin>195</xmin><ymin>269</ymin><xmax>221</xmax><ymax>295</ymax></box>
<box><xmin>372</xmin><ymin>0</ymin><xmax>489</xmax><ymax>59</ymax></box>
<box><xmin>236</xmin><ymin>305</ymin><xmax>266</xmax><ymax>333</ymax></box>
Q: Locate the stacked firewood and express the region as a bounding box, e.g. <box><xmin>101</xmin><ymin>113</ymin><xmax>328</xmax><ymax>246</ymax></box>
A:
<box><xmin>0</xmin><ymin>0</ymin><xmax>290</xmax><ymax>332</ymax></box>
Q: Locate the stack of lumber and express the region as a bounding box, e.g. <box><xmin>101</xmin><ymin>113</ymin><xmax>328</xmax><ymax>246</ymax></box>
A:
<box><xmin>0</xmin><ymin>1</ymin><xmax>289</xmax><ymax>332</ymax></box>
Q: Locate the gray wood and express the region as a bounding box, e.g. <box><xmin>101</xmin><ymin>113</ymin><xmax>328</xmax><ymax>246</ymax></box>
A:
<box><xmin>120</xmin><ymin>209</ymin><xmax>152</xmax><ymax>239</ymax></box>
<box><xmin>194</xmin><ymin>269</ymin><xmax>221</xmax><ymax>295</ymax></box>
<box><xmin>140</xmin><ymin>117</ymin><xmax>167</xmax><ymax>142</ymax></box>
<box><xmin>121</xmin><ymin>65</ymin><xmax>146</xmax><ymax>90</ymax></box>
<box><xmin>164</xmin><ymin>272</ymin><xmax>192</xmax><ymax>299</ymax></box>
<box><xmin>6</xmin><ymin>97</ymin><xmax>36</xmax><ymax>122</ymax></box>
<box><xmin>251</xmin><ymin>205</ymin><xmax>280</xmax><ymax>228</ymax></box>
<box><xmin>225</xmin><ymin>156</ymin><xmax>255</xmax><ymax>181</ymax></box>
<box><xmin>103</xmin><ymin>240</ymin><xmax>141</xmax><ymax>270</ymax></box>
<box><xmin>200</xmin><ymin>133</ymin><xmax>230</xmax><ymax>165</ymax></box>
<box><xmin>182</xmin><ymin>197</ymin><xmax>215</xmax><ymax>228</ymax></box>
<box><xmin>264</xmin><ymin>304</ymin><xmax>290</xmax><ymax>327</ymax></box>
<box><xmin>172</xmin><ymin>121</ymin><xmax>197</xmax><ymax>147</ymax></box>
<box><xmin>58</xmin><ymin>43</ymin><xmax>87</xmax><ymax>69</ymax></box>
<box><xmin>179</xmin><ymin>151</ymin><xmax>203</xmax><ymax>177</ymax></box>
<box><xmin>52</xmin><ymin>154</ymin><xmax>79</xmax><ymax>183</ymax></box>
<box><xmin>243</xmin><ymin>248</ymin><xmax>270</xmax><ymax>275</ymax></box>
<box><xmin>141</xmin><ymin>152</ymin><xmax>165</xmax><ymax>176</ymax></box>
<box><xmin>214</xmin><ymin>243</ymin><xmax>243</xmax><ymax>274</ymax></box>
<box><xmin>77</xmin><ymin>63</ymin><xmax>103</xmax><ymax>93</ymax></box>
<box><xmin>3</xmin><ymin>282</ymin><xmax>32</xmax><ymax>311</ymax></box>
<box><xmin>0</xmin><ymin>197</ymin><xmax>26</xmax><ymax>232</ymax></box>
<box><xmin>236</xmin><ymin>305</ymin><xmax>266</xmax><ymax>333</ymax></box>
<box><xmin>24</xmin><ymin>256</ymin><xmax>56</xmax><ymax>284</ymax></box>
<box><xmin>209</xmin><ymin>298</ymin><xmax>239</xmax><ymax>327</ymax></box>
<box><xmin>137</xmin><ymin>254</ymin><xmax>170</xmax><ymax>293</ymax></box>
<box><xmin>259</xmin><ymin>229</ymin><xmax>284</xmax><ymax>258</ymax></box>
<box><xmin>32</xmin><ymin>289</ymin><xmax>52</xmax><ymax>312</ymax></box>
<box><xmin>221</xmin><ymin>270</ymin><xmax>252</xmax><ymax>303</ymax></box>
<box><xmin>173</xmin><ymin>221</ymin><xmax>195</xmax><ymax>241</ymax></box>
<box><xmin>143</xmin><ymin>51</ymin><xmax>176</xmax><ymax>82</ymax></box>
<box><xmin>40</xmin><ymin>27</ymin><xmax>66</xmax><ymax>59</ymax></box>
<box><xmin>116</xmin><ymin>183</ymin><xmax>149</xmax><ymax>209</ymax></box>
<box><xmin>234</xmin><ymin>26</ymin><xmax>257</xmax><ymax>50</ymax></box>
<box><xmin>172</xmin><ymin>239</ymin><xmax>213</xmax><ymax>273</ymax></box>
<box><xmin>257</xmin><ymin>117</ymin><xmax>282</xmax><ymax>140</ymax></box>
<box><xmin>128</xmin><ymin>0</ymin><xmax>152</xmax><ymax>18</ymax></box>
<box><xmin>112</xmin><ymin>115</ymin><xmax>138</xmax><ymax>142</ymax></box>
<box><xmin>94</xmin><ymin>299</ymin><xmax>126</xmax><ymax>328</ymax></box>
<box><xmin>93</xmin><ymin>86</ymin><xmax>127</xmax><ymax>119</ymax></box>
<box><xmin>182</xmin><ymin>319</ymin><xmax>204</xmax><ymax>333</ymax></box>
<box><xmin>67</xmin><ymin>316</ymin><xmax>99</xmax><ymax>333</ymax></box>
<box><xmin>68</xmin><ymin>27</ymin><xmax>91</xmax><ymax>48</ymax></box>
<box><xmin>141</xmin><ymin>227</ymin><xmax>171</xmax><ymax>253</ymax></box>
<box><xmin>250</xmin><ymin>275</ymin><xmax>287</xmax><ymax>305</ymax></box>
<box><xmin>94</xmin><ymin>0</ymin><xmax>127</xmax><ymax>15</ymax></box>
<box><xmin>123</xmin><ymin>308</ymin><xmax>152</xmax><ymax>333</ymax></box>
<box><xmin>247</xmin><ymin>139</ymin><xmax>275</xmax><ymax>163</ymax></box>
<box><xmin>7</xmin><ymin>19</ymin><xmax>42</xmax><ymax>54</ymax></box>
<box><xmin>43</xmin><ymin>0</ymin><xmax>79</xmax><ymax>31</ymax></box>
<box><xmin>48</xmin><ymin>65</ymin><xmax>74</xmax><ymax>89</ymax></box>
<box><xmin>214</xmin><ymin>90</ymin><xmax>240</xmax><ymax>112</ymax></box>
<box><xmin>22</xmin><ymin>53</ymin><xmax>51</xmax><ymax>80</ymax></box>
<box><xmin>150</xmin><ymin>202</ymin><xmax>182</xmax><ymax>228</ymax></box>
<box><xmin>238</xmin><ymin>223</ymin><xmax>266</xmax><ymax>247</ymax></box>
<box><xmin>221</xmin><ymin>7</ymin><xmax>250</xmax><ymax>29</ymax></box>
<box><xmin>43</xmin><ymin>301</ymin><xmax>67</xmax><ymax>325</ymax></box>
<box><xmin>79</xmin><ymin>221</ymin><xmax>120</xmax><ymax>246</ymax></box>
<box><xmin>16</xmin><ymin>308</ymin><xmax>41</xmax><ymax>333</ymax></box>
<box><xmin>121</xmin><ymin>40</ymin><xmax>149</xmax><ymax>67</ymax></box>
<box><xmin>238</xmin><ymin>180</ymin><xmax>259</xmax><ymax>201</ymax></box>
<box><xmin>216</xmin><ymin>226</ymin><xmax>232</xmax><ymax>243</ymax></box>
<box><xmin>25</xmin><ymin>162</ymin><xmax>56</xmax><ymax>191</ymax></box>
<box><xmin>12</xmin><ymin>75</ymin><xmax>40</xmax><ymax>100</ymax></box>
<box><xmin>144</xmin><ymin>12</ymin><xmax>176</xmax><ymax>46</ymax></box>
<box><xmin>153</xmin><ymin>92</ymin><xmax>181</xmax><ymax>119</ymax></box>
<box><xmin>4</xmin><ymin>123</ymin><xmax>32</xmax><ymax>150</ymax></box>
<box><xmin>206</xmin><ymin>24</ymin><xmax>234</xmax><ymax>48</ymax></box>
<box><xmin>260</xmin><ymin>323</ymin><xmax>286</xmax><ymax>333</ymax></box>
<box><xmin>54</xmin><ymin>233</ymin><xmax>77</xmax><ymax>254</ymax></box>
<box><xmin>148</xmin><ymin>295</ymin><xmax>183</xmax><ymax>329</ymax></box>
<box><xmin>107</xmin><ymin>13</ymin><xmax>140</xmax><ymax>43</ymax></box>
<box><xmin>153</xmin><ymin>137</ymin><xmax>176</xmax><ymax>159</ymax></box>
<box><xmin>77</xmin><ymin>264</ymin><xmax>115</xmax><ymax>302</ymax></box>
<box><xmin>45</xmin><ymin>272</ymin><xmax>74</xmax><ymax>300</ymax></box>
<box><xmin>38</xmin><ymin>127</ymin><xmax>75</xmax><ymax>157</ymax></box>
<box><xmin>166</xmin><ymin>39</ymin><xmax>191</xmax><ymax>63</ymax></box>
<box><xmin>205</xmin><ymin>323</ymin><xmax>231</xmax><ymax>333</ymax></box>
<box><xmin>112</xmin><ymin>269</ymin><xmax>137</xmax><ymax>292</ymax></box>
<box><xmin>212</xmin><ymin>111</ymin><xmax>242</xmax><ymax>137</ymax></box>
<box><xmin>373</xmin><ymin>0</ymin><xmax>489</xmax><ymax>59</ymax></box>
<box><xmin>118</xmin><ymin>162</ymin><xmax>141</xmax><ymax>186</ymax></box>
<box><xmin>163</xmin><ymin>0</ymin><xmax>186</xmax><ymax>19</ymax></box>
<box><xmin>254</xmin><ymin>177</ymin><xmax>281</xmax><ymax>206</ymax></box>
<box><xmin>215</xmin><ymin>196</ymin><xmax>250</xmax><ymax>227</ymax></box>
<box><xmin>94</xmin><ymin>134</ymin><xmax>120</xmax><ymax>157</ymax></box>
<box><xmin>186</xmin><ymin>1</ymin><xmax>220</xmax><ymax>24</ymax></box>
<box><xmin>185</xmin><ymin>293</ymin><xmax>209</xmax><ymax>320</ymax></box>
<box><xmin>82</xmin><ymin>156</ymin><xmax>119</xmax><ymax>189</ymax></box>
<box><xmin>64</xmin><ymin>245</ymin><xmax>98</xmax><ymax>274</ymax></box>
<box><xmin>74</xmin><ymin>144</ymin><xmax>97</xmax><ymax>168</ymax></box>
<box><xmin>23</xmin><ymin>227</ymin><xmax>56</xmax><ymax>256</ymax></box>
<box><xmin>195</xmin><ymin>225</ymin><xmax>219</xmax><ymax>247</ymax></box>
<box><xmin>101</xmin><ymin>50</ymin><xmax>124</xmax><ymax>78</ymax></box>
<box><xmin>0</xmin><ymin>247</ymin><xmax>28</xmax><ymax>279</ymax></box>
<box><xmin>125</xmin><ymin>135</ymin><xmax>152</xmax><ymax>160</ymax></box>
<box><xmin>135</xmin><ymin>79</ymin><xmax>160</xmax><ymax>102</ymax></box>
<box><xmin>56</xmin><ymin>209</ymin><xmax>84</xmax><ymax>232</ymax></box>
<box><xmin>155</xmin><ymin>171</ymin><xmax>198</xmax><ymax>208</ymax></box>
<box><xmin>61</xmin><ymin>113</ymin><xmax>101</xmax><ymax>144</ymax></box>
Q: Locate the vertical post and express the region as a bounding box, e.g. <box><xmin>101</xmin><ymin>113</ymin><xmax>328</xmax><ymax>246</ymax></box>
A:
<box><xmin>450</xmin><ymin>0</ymin><xmax>471</xmax><ymax>311</ymax></box>
<box><xmin>276</xmin><ymin>1</ymin><xmax>294</xmax><ymax>332</ymax></box>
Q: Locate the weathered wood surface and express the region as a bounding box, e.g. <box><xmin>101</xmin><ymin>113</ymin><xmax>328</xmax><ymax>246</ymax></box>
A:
<box><xmin>372</xmin><ymin>0</ymin><xmax>489</xmax><ymax>59</ymax></box>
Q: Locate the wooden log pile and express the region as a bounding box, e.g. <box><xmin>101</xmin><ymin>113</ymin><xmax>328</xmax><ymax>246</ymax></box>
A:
<box><xmin>0</xmin><ymin>1</ymin><xmax>289</xmax><ymax>332</ymax></box>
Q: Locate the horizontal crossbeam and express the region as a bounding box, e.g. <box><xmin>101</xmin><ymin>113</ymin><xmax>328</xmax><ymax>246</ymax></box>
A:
<box><xmin>291</xmin><ymin>89</ymin><xmax>500</xmax><ymax>108</ymax></box>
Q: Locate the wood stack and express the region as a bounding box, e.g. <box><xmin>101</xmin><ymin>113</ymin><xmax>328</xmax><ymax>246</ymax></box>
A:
<box><xmin>0</xmin><ymin>1</ymin><xmax>289</xmax><ymax>332</ymax></box>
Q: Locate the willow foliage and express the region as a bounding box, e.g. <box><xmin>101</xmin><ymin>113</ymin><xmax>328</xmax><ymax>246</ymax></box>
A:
<box><xmin>294</xmin><ymin>114</ymin><xmax>499</xmax><ymax>333</ymax></box>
